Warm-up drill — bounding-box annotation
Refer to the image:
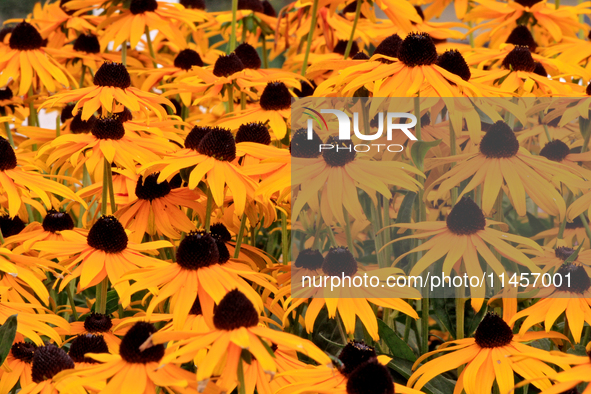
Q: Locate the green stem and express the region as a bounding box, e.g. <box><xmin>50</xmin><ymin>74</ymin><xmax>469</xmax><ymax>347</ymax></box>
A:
<box><xmin>79</xmin><ymin>65</ymin><xmax>86</xmax><ymax>89</ymax></box>
<box><xmin>492</xmin><ymin>190</ymin><xmax>504</xmax><ymax>306</ymax></box>
<box><xmin>27</xmin><ymin>86</ymin><xmax>38</xmax><ymax>128</ymax></box>
<box><xmin>56</xmin><ymin>114</ymin><xmax>61</xmax><ymax>137</ymax></box>
<box><xmin>579</xmin><ymin>115</ymin><xmax>591</xmax><ymax>154</ymax></box>
<box><xmin>237</xmin><ymin>357</ymin><xmax>246</xmax><ymax>394</ymax></box>
<box><xmin>420</xmin><ymin>297</ymin><xmax>429</xmax><ymax>354</ymax></box>
<box><xmin>144</xmin><ymin>26</ymin><xmax>158</xmax><ymax>68</ymax></box>
<box><xmin>0</xmin><ymin>108</ymin><xmax>14</xmax><ymax>148</ymax></box>
<box><xmin>261</xmin><ymin>34</ymin><xmax>269</xmax><ymax>68</ymax></box>
<box><xmin>95</xmin><ymin>277</ymin><xmax>108</xmax><ymax>314</ymax></box>
<box><xmin>121</xmin><ymin>40</ymin><xmax>127</xmax><ymax>67</ymax></box>
<box><xmin>414</xmin><ymin>96</ymin><xmax>421</xmax><ymax>140</ymax></box>
<box><xmin>240</xmin><ymin>92</ymin><xmax>246</xmax><ymax>111</ymax></box>
<box><xmin>106</xmin><ymin>163</ymin><xmax>116</xmax><ymax>214</ymax></box>
<box><xmin>343</xmin><ymin>0</ymin><xmax>362</xmax><ymax>59</ymax></box>
<box><xmin>449</xmin><ymin>121</ymin><xmax>458</xmax><ymax>206</ymax></box>
<box><xmin>579</xmin><ymin>214</ymin><xmax>591</xmax><ymax>244</ymax></box>
<box><xmin>229</xmin><ymin>0</ymin><xmax>239</xmax><ymax>52</ymax></box>
<box><xmin>233</xmin><ymin>214</ymin><xmax>248</xmax><ymax>258</ymax></box>
<box><xmin>281</xmin><ymin>210</ymin><xmax>289</xmax><ymax>264</ymax></box>
<box><xmin>204</xmin><ymin>188</ymin><xmax>213</xmax><ymax>231</ymax></box>
<box><xmin>101</xmin><ymin>159</ymin><xmax>109</xmax><ymax>216</ymax></box>
<box><xmin>66</xmin><ymin>282</ymin><xmax>79</xmax><ymax>321</ymax></box>
<box><xmin>301</xmin><ymin>0</ymin><xmax>320</xmax><ymax>76</ymax></box>
<box><xmin>557</xmin><ymin>191</ymin><xmax>573</xmax><ymax>240</ymax></box>
<box><xmin>227</xmin><ymin>84</ymin><xmax>234</xmax><ymax>113</ymax></box>
<box><xmin>343</xmin><ymin>207</ymin><xmax>355</xmax><ymax>255</ymax></box>
<box><xmin>0</xmin><ymin>227</ymin><xmax>5</xmax><ymax>244</ymax></box>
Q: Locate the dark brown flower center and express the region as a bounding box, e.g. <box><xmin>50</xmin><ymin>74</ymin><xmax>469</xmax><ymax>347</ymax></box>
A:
<box><xmin>374</xmin><ymin>34</ymin><xmax>402</xmax><ymax>63</ymax></box>
<box><xmin>213</xmin><ymin>53</ymin><xmax>245</xmax><ymax>77</ymax></box>
<box><xmin>213</xmin><ymin>289</ymin><xmax>259</xmax><ymax>330</ymax></box>
<box><xmin>555</xmin><ymin>247</ymin><xmax>575</xmax><ymax>261</ymax></box>
<box><xmin>446</xmin><ymin>197</ymin><xmax>486</xmax><ymax>235</ymax></box>
<box><xmin>70</xmin><ymin>111</ymin><xmax>96</xmax><ymax>134</ymax></box>
<box><xmin>83</xmin><ymin>313</ymin><xmax>113</xmax><ymax>333</ymax></box>
<box><xmin>352</xmin><ymin>52</ymin><xmax>370</xmax><ymax>60</ymax></box>
<box><xmin>346</xmin><ymin>359</ymin><xmax>394</xmax><ymax>394</ymax></box>
<box><xmin>234</xmin><ymin>43</ymin><xmax>262</xmax><ymax>70</ymax></box>
<box><xmin>533</xmin><ymin>61</ymin><xmax>547</xmax><ymax>77</ymax></box>
<box><xmin>566</xmin><ymin>216</ymin><xmax>586</xmax><ymax>229</ymax></box>
<box><xmin>174</xmin><ymin>49</ymin><xmax>204</xmax><ymax>71</ymax></box>
<box><xmin>322</xmin><ymin>246</ymin><xmax>358</xmax><ymax>277</ymax></box>
<box><xmin>236</xmin><ymin>122</ymin><xmax>271</xmax><ymax>145</ymax></box>
<box><xmin>540</xmin><ymin>140</ymin><xmax>570</xmax><ymax>162</ymax></box>
<box><xmin>238</xmin><ymin>0</ymin><xmax>264</xmax><ymax>12</ymax></box>
<box><xmin>185</xmin><ymin>126</ymin><xmax>213</xmax><ymax>150</ymax></box>
<box><xmin>0</xmin><ymin>214</ymin><xmax>25</xmax><ymax>237</ymax></box>
<box><xmin>338</xmin><ymin>341</ymin><xmax>377</xmax><ymax>376</ymax></box>
<box><xmin>260</xmin><ymin>81</ymin><xmax>292</xmax><ymax>111</ymax></box>
<box><xmin>197</xmin><ymin>127</ymin><xmax>237</xmax><ymax>161</ymax></box>
<box><xmin>135</xmin><ymin>173</ymin><xmax>171</xmax><ymax>201</ymax></box>
<box><xmin>333</xmin><ymin>39</ymin><xmax>359</xmax><ymax>58</ymax></box>
<box><xmin>294</xmin><ymin>81</ymin><xmax>316</xmax><ymax>97</ymax></box>
<box><xmin>31</xmin><ymin>344</ymin><xmax>75</xmax><ymax>383</ymax></box>
<box><xmin>587</xmin><ymin>83</ymin><xmax>591</xmax><ymax>96</ymax></box>
<box><xmin>91</xmin><ymin>117</ymin><xmax>125</xmax><ymax>140</ymax></box>
<box><xmin>42</xmin><ymin>209</ymin><xmax>74</xmax><ymax>233</ymax></box>
<box><xmin>119</xmin><ymin>322</ymin><xmax>165</xmax><ymax>364</ymax></box>
<box><xmin>87</xmin><ymin>216</ymin><xmax>128</xmax><ymax>253</ymax></box>
<box><xmin>69</xmin><ymin>334</ymin><xmax>109</xmax><ymax>363</ymax></box>
<box><xmin>0</xmin><ymin>87</ymin><xmax>13</xmax><ymax>101</ymax></box>
<box><xmin>290</xmin><ymin>128</ymin><xmax>322</xmax><ymax>158</ymax></box>
<box><xmin>502</xmin><ymin>46</ymin><xmax>536</xmax><ymax>72</ymax></box>
<box><xmin>556</xmin><ymin>263</ymin><xmax>591</xmax><ymax>294</ymax></box>
<box><xmin>0</xmin><ymin>136</ymin><xmax>17</xmax><ymax>171</ymax></box>
<box><xmin>130</xmin><ymin>0</ymin><xmax>158</xmax><ymax>14</ymax></box>
<box><xmin>322</xmin><ymin>135</ymin><xmax>356</xmax><ymax>167</ymax></box>
<box><xmin>94</xmin><ymin>62</ymin><xmax>131</xmax><ymax>89</ymax></box>
<box><xmin>437</xmin><ymin>49</ymin><xmax>471</xmax><ymax>81</ymax></box>
<box><xmin>180</xmin><ymin>0</ymin><xmax>206</xmax><ymax>9</ymax></box>
<box><xmin>11</xmin><ymin>342</ymin><xmax>37</xmax><ymax>363</ymax></box>
<box><xmin>176</xmin><ymin>231</ymin><xmax>221</xmax><ymax>270</ymax></box>
<box><xmin>506</xmin><ymin>26</ymin><xmax>537</xmax><ymax>52</ymax></box>
<box><xmin>479</xmin><ymin>120</ymin><xmax>519</xmax><ymax>158</ymax></box>
<box><xmin>398</xmin><ymin>32</ymin><xmax>437</xmax><ymax>67</ymax></box>
<box><xmin>214</xmin><ymin>236</ymin><xmax>231</xmax><ymax>264</ymax></box>
<box><xmin>60</xmin><ymin>103</ymin><xmax>76</xmax><ymax>123</ymax></box>
<box><xmin>261</xmin><ymin>0</ymin><xmax>276</xmax><ymax>16</ymax></box>
<box><xmin>474</xmin><ymin>312</ymin><xmax>513</xmax><ymax>348</ymax></box>
<box><xmin>294</xmin><ymin>248</ymin><xmax>324</xmax><ymax>270</ymax></box>
<box><xmin>514</xmin><ymin>0</ymin><xmax>542</xmax><ymax>7</ymax></box>
<box><xmin>9</xmin><ymin>21</ymin><xmax>44</xmax><ymax>51</ymax></box>
<box><xmin>73</xmin><ymin>33</ymin><xmax>100</xmax><ymax>54</ymax></box>
<box><xmin>210</xmin><ymin>223</ymin><xmax>232</xmax><ymax>243</ymax></box>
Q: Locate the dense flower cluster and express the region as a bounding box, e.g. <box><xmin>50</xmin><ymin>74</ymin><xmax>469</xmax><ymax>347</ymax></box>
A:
<box><xmin>0</xmin><ymin>0</ymin><xmax>590</xmax><ymax>394</ymax></box>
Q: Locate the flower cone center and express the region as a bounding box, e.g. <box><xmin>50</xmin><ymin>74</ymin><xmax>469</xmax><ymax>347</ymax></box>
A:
<box><xmin>74</xmin><ymin>33</ymin><xmax>100</xmax><ymax>54</ymax></box>
<box><xmin>0</xmin><ymin>87</ymin><xmax>13</xmax><ymax>101</ymax></box>
<box><xmin>94</xmin><ymin>62</ymin><xmax>131</xmax><ymax>89</ymax></box>
<box><xmin>213</xmin><ymin>53</ymin><xmax>244</xmax><ymax>77</ymax></box>
<box><xmin>294</xmin><ymin>249</ymin><xmax>324</xmax><ymax>270</ymax></box>
<box><xmin>91</xmin><ymin>117</ymin><xmax>125</xmax><ymax>140</ymax></box>
<box><xmin>84</xmin><ymin>313</ymin><xmax>113</xmax><ymax>333</ymax></box>
<box><xmin>506</xmin><ymin>26</ymin><xmax>537</xmax><ymax>51</ymax></box>
<box><xmin>70</xmin><ymin>112</ymin><xmax>96</xmax><ymax>134</ymax></box>
<box><xmin>185</xmin><ymin>125</ymin><xmax>213</xmax><ymax>150</ymax></box>
<box><xmin>446</xmin><ymin>197</ymin><xmax>486</xmax><ymax>235</ymax></box>
<box><xmin>437</xmin><ymin>49</ymin><xmax>471</xmax><ymax>81</ymax></box>
<box><xmin>556</xmin><ymin>263</ymin><xmax>591</xmax><ymax>294</ymax></box>
<box><xmin>135</xmin><ymin>173</ymin><xmax>171</xmax><ymax>201</ymax></box>
<box><xmin>238</xmin><ymin>0</ymin><xmax>265</xmax><ymax>12</ymax></box>
<box><xmin>174</xmin><ymin>49</ymin><xmax>204</xmax><ymax>70</ymax></box>
<box><xmin>373</xmin><ymin>34</ymin><xmax>402</xmax><ymax>63</ymax></box>
<box><xmin>234</xmin><ymin>43</ymin><xmax>262</xmax><ymax>70</ymax></box>
<box><xmin>290</xmin><ymin>128</ymin><xmax>322</xmax><ymax>158</ymax></box>
<box><xmin>197</xmin><ymin>127</ymin><xmax>237</xmax><ymax>161</ymax></box>
<box><xmin>333</xmin><ymin>39</ymin><xmax>359</xmax><ymax>58</ymax></box>
<box><xmin>346</xmin><ymin>360</ymin><xmax>394</xmax><ymax>394</ymax></box>
<box><xmin>9</xmin><ymin>21</ymin><xmax>44</xmax><ymax>51</ymax></box>
<box><xmin>322</xmin><ymin>247</ymin><xmax>358</xmax><ymax>277</ymax></box>
<box><xmin>474</xmin><ymin>312</ymin><xmax>513</xmax><ymax>348</ymax></box>
<box><xmin>398</xmin><ymin>32</ymin><xmax>437</xmax><ymax>67</ymax></box>
<box><xmin>540</xmin><ymin>140</ymin><xmax>570</xmax><ymax>162</ymax></box>
<box><xmin>0</xmin><ymin>137</ymin><xmax>17</xmax><ymax>171</ymax></box>
<box><xmin>479</xmin><ymin>120</ymin><xmax>519</xmax><ymax>158</ymax></box>
<box><xmin>87</xmin><ymin>216</ymin><xmax>129</xmax><ymax>253</ymax></box>
<box><xmin>322</xmin><ymin>135</ymin><xmax>356</xmax><ymax>167</ymax></box>
<box><xmin>130</xmin><ymin>0</ymin><xmax>158</xmax><ymax>14</ymax></box>
<box><xmin>11</xmin><ymin>342</ymin><xmax>37</xmax><ymax>364</ymax></box>
<box><xmin>69</xmin><ymin>334</ymin><xmax>109</xmax><ymax>364</ymax></box>
<box><xmin>236</xmin><ymin>122</ymin><xmax>271</xmax><ymax>145</ymax></box>
<box><xmin>31</xmin><ymin>345</ymin><xmax>75</xmax><ymax>383</ymax></box>
<box><xmin>180</xmin><ymin>0</ymin><xmax>206</xmax><ymax>9</ymax></box>
<box><xmin>260</xmin><ymin>82</ymin><xmax>292</xmax><ymax>111</ymax></box>
<box><xmin>338</xmin><ymin>341</ymin><xmax>377</xmax><ymax>376</ymax></box>
<box><xmin>42</xmin><ymin>209</ymin><xmax>75</xmax><ymax>233</ymax></box>
<box><xmin>213</xmin><ymin>289</ymin><xmax>260</xmax><ymax>330</ymax></box>
<box><xmin>120</xmin><ymin>322</ymin><xmax>165</xmax><ymax>364</ymax></box>
<box><xmin>502</xmin><ymin>46</ymin><xmax>536</xmax><ymax>72</ymax></box>
<box><xmin>210</xmin><ymin>223</ymin><xmax>232</xmax><ymax>243</ymax></box>
<box><xmin>176</xmin><ymin>231</ymin><xmax>221</xmax><ymax>270</ymax></box>
<box><xmin>0</xmin><ymin>214</ymin><xmax>25</xmax><ymax>237</ymax></box>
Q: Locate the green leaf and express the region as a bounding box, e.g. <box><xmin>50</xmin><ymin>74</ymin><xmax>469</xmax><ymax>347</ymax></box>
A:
<box><xmin>565</xmin><ymin>242</ymin><xmax>584</xmax><ymax>264</ymax></box>
<box><xmin>431</xmin><ymin>298</ymin><xmax>455</xmax><ymax>339</ymax></box>
<box><xmin>377</xmin><ymin>319</ymin><xmax>416</xmax><ymax>361</ymax></box>
<box><xmin>396</xmin><ymin>192</ymin><xmax>416</xmax><ymax>225</ymax></box>
<box><xmin>525</xmin><ymin>213</ymin><xmax>549</xmax><ymax>236</ymax></box>
<box><xmin>91</xmin><ymin>290</ymin><xmax>119</xmax><ymax>315</ymax></box>
<box><xmin>0</xmin><ymin>315</ymin><xmax>17</xmax><ymax>365</ymax></box>
<box><xmin>410</xmin><ymin>139</ymin><xmax>442</xmax><ymax>172</ymax></box>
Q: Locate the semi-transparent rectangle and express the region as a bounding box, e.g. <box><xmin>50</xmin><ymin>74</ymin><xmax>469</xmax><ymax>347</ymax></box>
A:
<box><xmin>290</xmin><ymin>96</ymin><xmax>591</xmax><ymax>299</ymax></box>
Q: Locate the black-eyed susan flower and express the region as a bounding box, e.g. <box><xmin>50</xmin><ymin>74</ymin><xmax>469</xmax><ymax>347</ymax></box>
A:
<box><xmin>97</xmin><ymin>0</ymin><xmax>208</xmax><ymax>52</ymax></box>
<box><xmin>0</xmin><ymin>340</ymin><xmax>36</xmax><ymax>394</ymax></box>
<box><xmin>116</xmin><ymin>172</ymin><xmax>204</xmax><ymax>243</ymax></box>
<box><xmin>389</xmin><ymin>197</ymin><xmax>543</xmax><ymax>308</ymax></box>
<box><xmin>120</xmin><ymin>230</ymin><xmax>276</xmax><ymax>330</ymax></box>
<box><xmin>54</xmin><ymin>322</ymin><xmax>197</xmax><ymax>394</ymax></box>
<box><xmin>408</xmin><ymin>312</ymin><xmax>570</xmax><ymax>394</ymax></box>
<box><xmin>149</xmin><ymin>289</ymin><xmax>331</xmax><ymax>392</ymax></box>
<box><xmin>143</xmin><ymin>126</ymin><xmax>259</xmax><ymax>216</ymax></box>
<box><xmin>0</xmin><ymin>136</ymin><xmax>84</xmax><ymax>218</ymax></box>
<box><xmin>287</xmin><ymin>247</ymin><xmax>420</xmax><ymax>340</ymax></box>
<box><xmin>0</xmin><ymin>21</ymin><xmax>75</xmax><ymax>96</ymax></box>
<box><xmin>139</xmin><ymin>48</ymin><xmax>206</xmax><ymax>91</ymax></box>
<box><xmin>33</xmin><ymin>215</ymin><xmax>170</xmax><ymax>296</ymax></box>
<box><xmin>68</xmin><ymin>333</ymin><xmax>110</xmax><ymax>366</ymax></box>
<box><xmin>18</xmin><ymin>344</ymin><xmax>77</xmax><ymax>394</ymax></box>
<box><xmin>427</xmin><ymin>121</ymin><xmax>586</xmax><ymax>220</ymax></box>
<box><xmin>510</xmin><ymin>263</ymin><xmax>591</xmax><ymax>343</ymax></box>
<box><xmin>41</xmin><ymin>62</ymin><xmax>173</xmax><ymax>121</ymax></box>
<box><xmin>56</xmin><ymin>312</ymin><xmax>129</xmax><ymax>353</ymax></box>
